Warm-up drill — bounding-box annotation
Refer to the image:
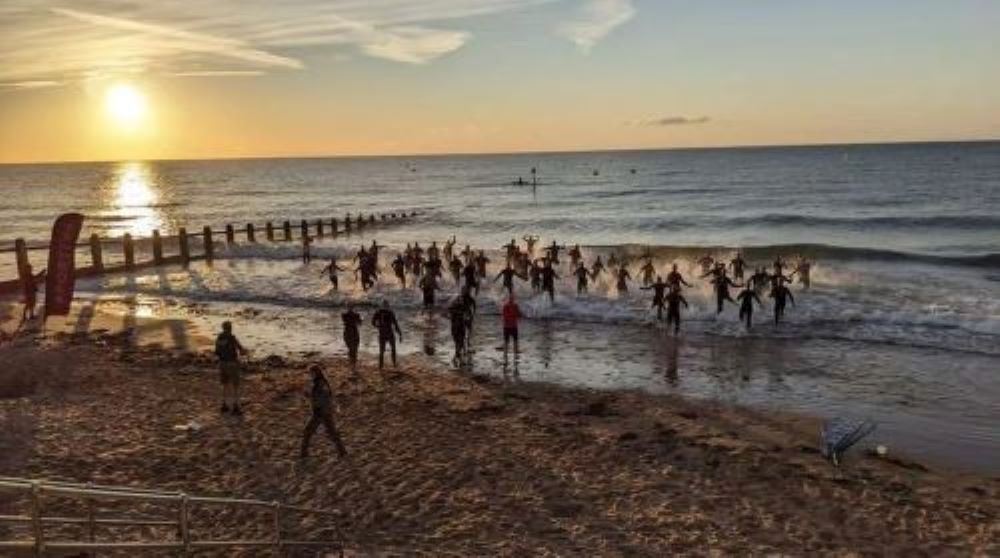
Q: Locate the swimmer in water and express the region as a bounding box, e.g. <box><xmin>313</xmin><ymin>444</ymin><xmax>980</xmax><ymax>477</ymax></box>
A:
<box><xmin>590</xmin><ymin>256</ymin><xmax>605</xmax><ymax>279</ymax></box>
<box><xmin>736</xmin><ymin>284</ymin><xmax>763</xmax><ymax>329</ymax></box>
<box><xmin>729</xmin><ymin>252</ymin><xmax>746</xmax><ymax>280</ymax></box>
<box><xmin>641</xmin><ymin>276</ymin><xmax>671</xmax><ymax>321</ymax></box>
<box><xmin>666</xmin><ymin>263</ymin><xmax>690</xmax><ymax>290</ymax></box>
<box><xmin>544</xmin><ymin>241</ymin><xmax>565</xmax><ymax>265</ymax></box>
<box><xmin>749</xmin><ymin>266</ymin><xmax>771</xmax><ymax>293</ymax></box>
<box><xmin>568</xmin><ymin>244</ymin><xmax>583</xmax><ymax>267</ymax></box>
<box><xmin>320</xmin><ymin>256</ymin><xmax>347</xmax><ymax>290</ymax></box>
<box><xmin>449</xmin><ymin>257</ymin><xmax>463</xmax><ymax>285</ymax></box>
<box><xmin>794</xmin><ymin>258</ymin><xmax>812</xmax><ymax>290</ymax></box>
<box><xmin>697</xmin><ymin>253</ymin><xmax>715</xmax><ymax>275</ymax></box>
<box><xmin>523</xmin><ymin>235</ymin><xmax>539</xmax><ymax>255</ymax></box>
<box><xmin>573</xmin><ymin>262</ymin><xmax>590</xmax><ymax>294</ymax></box>
<box><xmin>770</xmin><ymin>282</ymin><xmax>795</xmax><ymax>325</ymax></box>
<box><xmin>665</xmin><ymin>286</ymin><xmax>690</xmax><ymax>335</ymax></box>
<box><xmin>639</xmin><ymin>258</ymin><xmax>656</xmax><ymax>287</ymax></box>
<box><xmin>607</xmin><ymin>252</ymin><xmax>619</xmax><ymax>268</ymax></box>
<box><xmin>494</xmin><ymin>264</ymin><xmax>527</xmax><ymax>296</ymax></box>
<box><xmin>540</xmin><ymin>259</ymin><xmax>560</xmax><ymax>302</ymax></box>
<box><xmin>391</xmin><ymin>254</ymin><xmax>406</xmax><ymax>288</ymax></box>
<box><xmin>615</xmin><ymin>266</ymin><xmax>632</xmax><ymax>293</ymax></box>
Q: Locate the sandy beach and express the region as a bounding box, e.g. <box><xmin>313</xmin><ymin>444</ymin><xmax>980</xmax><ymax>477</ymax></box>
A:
<box><xmin>1</xmin><ymin>305</ymin><xmax>997</xmax><ymax>556</ymax></box>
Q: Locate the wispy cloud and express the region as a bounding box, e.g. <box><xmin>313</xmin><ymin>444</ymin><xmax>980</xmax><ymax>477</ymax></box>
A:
<box><xmin>631</xmin><ymin>116</ymin><xmax>711</xmax><ymax>127</ymax></box>
<box><xmin>556</xmin><ymin>0</ymin><xmax>635</xmax><ymax>52</ymax></box>
<box><xmin>0</xmin><ymin>1</ymin><xmax>549</xmax><ymax>85</ymax></box>
<box><xmin>0</xmin><ymin>80</ymin><xmax>62</xmax><ymax>89</ymax></box>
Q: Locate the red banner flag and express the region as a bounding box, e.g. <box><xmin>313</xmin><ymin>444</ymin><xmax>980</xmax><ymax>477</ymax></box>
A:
<box><xmin>44</xmin><ymin>213</ymin><xmax>85</xmax><ymax>318</ymax></box>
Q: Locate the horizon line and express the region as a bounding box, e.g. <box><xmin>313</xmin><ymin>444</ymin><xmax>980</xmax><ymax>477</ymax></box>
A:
<box><xmin>2</xmin><ymin>137</ymin><xmax>997</xmax><ymax>166</ymax></box>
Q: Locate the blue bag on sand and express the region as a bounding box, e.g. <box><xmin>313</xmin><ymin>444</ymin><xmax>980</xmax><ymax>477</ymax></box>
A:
<box><xmin>821</xmin><ymin>418</ymin><xmax>877</xmax><ymax>466</ymax></box>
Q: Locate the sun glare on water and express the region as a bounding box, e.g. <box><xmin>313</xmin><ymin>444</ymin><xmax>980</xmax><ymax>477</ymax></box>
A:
<box><xmin>105</xmin><ymin>84</ymin><xmax>147</xmax><ymax>127</ymax></box>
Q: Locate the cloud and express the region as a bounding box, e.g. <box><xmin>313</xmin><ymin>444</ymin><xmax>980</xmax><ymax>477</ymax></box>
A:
<box><xmin>632</xmin><ymin>116</ymin><xmax>711</xmax><ymax>127</ymax></box>
<box><xmin>170</xmin><ymin>70</ymin><xmax>265</xmax><ymax>77</ymax></box>
<box><xmin>0</xmin><ymin>1</ymin><xmax>548</xmax><ymax>84</ymax></box>
<box><xmin>556</xmin><ymin>0</ymin><xmax>635</xmax><ymax>52</ymax></box>
<box><xmin>0</xmin><ymin>80</ymin><xmax>62</xmax><ymax>89</ymax></box>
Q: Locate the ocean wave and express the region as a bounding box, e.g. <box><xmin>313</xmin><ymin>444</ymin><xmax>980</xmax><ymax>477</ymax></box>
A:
<box><xmin>727</xmin><ymin>213</ymin><xmax>1000</xmax><ymax>230</ymax></box>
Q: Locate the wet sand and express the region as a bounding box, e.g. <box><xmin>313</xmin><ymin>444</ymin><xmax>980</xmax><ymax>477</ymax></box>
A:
<box><xmin>1</xmin><ymin>308</ymin><xmax>998</xmax><ymax>556</ymax></box>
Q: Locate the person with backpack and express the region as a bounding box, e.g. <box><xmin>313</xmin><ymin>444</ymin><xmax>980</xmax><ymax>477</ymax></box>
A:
<box><xmin>214</xmin><ymin>321</ymin><xmax>248</xmax><ymax>415</ymax></box>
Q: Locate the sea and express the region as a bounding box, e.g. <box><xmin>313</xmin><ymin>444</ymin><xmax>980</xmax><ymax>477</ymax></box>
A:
<box><xmin>2</xmin><ymin>141</ymin><xmax>999</xmax><ymax>473</ymax></box>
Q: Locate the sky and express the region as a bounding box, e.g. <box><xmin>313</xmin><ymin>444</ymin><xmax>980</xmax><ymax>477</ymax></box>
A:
<box><xmin>0</xmin><ymin>0</ymin><xmax>998</xmax><ymax>163</ymax></box>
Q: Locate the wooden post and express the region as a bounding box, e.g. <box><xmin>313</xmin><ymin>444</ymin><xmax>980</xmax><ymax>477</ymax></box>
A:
<box><xmin>89</xmin><ymin>234</ymin><xmax>103</xmax><ymax>271</ymax></box>
<box><xmin>225</xmin><ymin>224</ymin><xmax>235</xmax><ymax>244</ymax></box>
<box><xmin>266</xmin><ymin>222</ymin><xmax>274</xmax><ymax>241</ymax></box>
<box><xmin>178</xmin><ymin>228</ymin><xmax>190</xmax><ymax>264</ymax></box>
<box><xmin>203</xmin><ymin>226</ymin><xmax>214</xmax><ymax>261</ymax></box>
<box><xmin>330</xmin><ymin>218</ymin><xmax>338</xmax><ymax>235</ymax></box>
<box><xmin>369</xmin><ymin>214</ymin><xmax>376</xmax><ymax>225</ymax></box>
<box><xmin>316</xmin><ymin>219</ymin><xmax>324</xmax><ymax>237</ymax></box>
<box><xmin>300</xmin><ymin>219</ymin><xmax>308</xmax><ymax>239</ymax></box>
<box><xmin>282</xmin><ymin>220</ymin><xmax>292</xmax><ymax>241</ymax></box>
<box><xmin>344</xmin><ymin>214</ymin><xmax>352</xmax><ymax>231</ymax></box>
<box><xmin>247</xmin><ymin>223</ymin><xmax>256</xmax><ymax>242</ymax></box>
<box><xmin>123</xmin><ymin>234</ymin><xmax>135</xmax><ymax>269</ymax></box>
<box><xmin>14</xmin><ymin>238</ymin><xmax>29</xmax><ymax>284</ymax></box>
<box><xmin>152</xmin><ymin>230</ymin><xmax>164</xmax><ymax>264</ymax></box>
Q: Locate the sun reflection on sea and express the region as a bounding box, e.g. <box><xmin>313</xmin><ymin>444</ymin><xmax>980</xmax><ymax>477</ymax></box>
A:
<box><xmin>98</xmin><ymin>162</ymin><xmax>169</xmax><ymax>237</ymax></box>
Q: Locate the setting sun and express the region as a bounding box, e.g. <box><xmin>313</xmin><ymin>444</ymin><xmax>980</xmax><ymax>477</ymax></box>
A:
<box><xmin>104</xmin><ymin>84</ymin><xmax>147</xmax><ymax>126</ymax></box>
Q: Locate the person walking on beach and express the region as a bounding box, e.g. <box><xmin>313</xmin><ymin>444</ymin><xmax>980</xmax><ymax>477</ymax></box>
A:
<box><xmin>502</xmin><ymin>294</ymin><xmax>522</xmax><ymax>359</ymax></box>
<box><xmin>215</xmin><ymin>321</ymin><xmax>248</xmax><ymax>415</ymax></box>
<box><xmin>20</xmin><ymin>264</ymin><xmax>44</xmax><ymax>323</ymax></box>
<box><xmin>737</xmin><ymin>284</ymin><xmax>763</xmax><ymax>329</ymax></box>
<box><xmin>299</xmin><ymin>366</ymin><xmax>347</xmax><ymax>459</ymax></box>
<box><xmin>302</xmin><ymin>235</ymin><xmax>313</xmax><ymax>264</ymax></box>
<box><xmin>342</xmin><ymin>305</ymin><xmax>362</xmax><ymax>369</ymax></box>
<box><xmin>372</xmin><ymin>301</ymin><xmax>402</xmax><ymax>369</ymax></box>
<box><xmin>420</xmin><ymin>272</ymin><xmax>441</xmax><ymax>310</ymax></box>
<box><xmin>665</xmin><ymin>286</ymin><xmax>690</xmax><ymax>335</ymax></box>
<box><xmin>320</xmin><ymin>256</ymin><xmax>346</xmax><ymax>290</ymax></box>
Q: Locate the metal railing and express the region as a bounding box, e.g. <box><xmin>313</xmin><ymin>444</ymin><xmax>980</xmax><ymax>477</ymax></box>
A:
<box><xmin>0</xmin><ymin>476</ymin><xmax>344</xmax><ymax>556</ymax></box>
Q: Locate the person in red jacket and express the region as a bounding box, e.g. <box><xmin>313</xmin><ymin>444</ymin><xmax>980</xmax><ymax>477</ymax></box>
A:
<box><xmin>502</xmin><ymin>294</ymin><xmax>522</xmax><ymax>359</ymax></box>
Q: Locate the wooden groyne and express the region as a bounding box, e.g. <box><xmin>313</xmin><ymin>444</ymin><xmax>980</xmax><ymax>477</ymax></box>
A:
<box><xmin>0</xmin><ymin>211</ymin><xmax>418</xmax><ymax>296</ymax></box>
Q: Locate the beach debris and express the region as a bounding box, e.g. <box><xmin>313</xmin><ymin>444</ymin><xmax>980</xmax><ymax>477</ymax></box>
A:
<box><xmin>821</xmin><ymin>418</ymin><xmax>876</xmax><ymax>466</ymax></box>
<box><xmin>172</xmin><ymin>420</ymin><xmax>203</xmax><ymax>432</ymax></box>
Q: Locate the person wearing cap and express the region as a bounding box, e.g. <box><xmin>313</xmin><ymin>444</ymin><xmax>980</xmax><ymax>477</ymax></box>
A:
<box><xmin>300</xmin><ymin>365</ymin><xmax>347</xmax><ymax>459</ymax></box>
<box><xmin>214</xmin><ymin>321</ymin><xmax>248</xmax><ymax>415</ymax></box>
<box><xmin>371</xmin><ymin>300</ymin><xmax>402</xmax><ymax>369</ymax></box>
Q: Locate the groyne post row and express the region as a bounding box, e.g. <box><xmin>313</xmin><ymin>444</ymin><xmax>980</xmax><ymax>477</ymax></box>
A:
<box><xmin>0</xmin><ymin>211</ymin><xmax>418</xmax><ymax>296</ymax></box>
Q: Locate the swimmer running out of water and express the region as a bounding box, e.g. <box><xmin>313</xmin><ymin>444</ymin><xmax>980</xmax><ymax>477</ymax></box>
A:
<box><xmin>615</xmin><ymin>266</ymin><xmax>632</xmax><ymax>293</ymax></box>
<box><xmin>736</xmin><ymin>284</ymin><xmax>763</xmax><ymax>329</ymax></box>
<box><xmin>494</xmin><ymin>264</ymin><xmax>527</xmax><ymax>296</ymax></box>
<box><xmin>641</xmin><ymin>276</ymin><xmax>671</xmax><ymax>321</ymax></box>
<box><xmin>320</xmin><ymin>257</ymin><xmax>347</xmax><ymax>290</ymax></box>
<box><xmin>665</xmin><ymin>287</ymin><xmax>689</xmax><ymax>335</ymax></box>
<box><xmin>770</xmin><ymin>283</ymin><xmax>795</xmax><ymax>325</ymax></box>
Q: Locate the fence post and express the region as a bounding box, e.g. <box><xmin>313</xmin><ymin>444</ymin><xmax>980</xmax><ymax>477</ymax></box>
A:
<box><xmin>225</xmin><ymin>224</ymin><xmax>235</xmax><ymax>244</ymax></box>
<box><xmin>123</xmin><ymin>234</ymin><xmax>135</xmax><ymax>269</ymax></box>
<box><xmin>266</xmin><ymin>222</ymin><xmax>274</xmax><ymax>242</ymax></box>
<box><xmin>86</xmin><ymin>482</ymin><xmax>96</xmax><ymax>544</ymax></box>
<box><xmin>282</xmin><ymin>221</ymin><xmax>292</xmax><ymax>241</ymax></box>
<box><xmin>247</xmin><ymin>223</ymin><xmax>256</xmax><ymax>242</ymax></box>
<box><xmin>316</xmin><ymin>219</ymin><xmax>324</xmax><ymax>237</ymax></box>
<box><xmin>90</xmin><ymin>234</ymin><xmax>104</xmax><ymax>272</ymax></box>
<box><xmin>272</xmin><ymin>501</ymin><xmax>282</xmax><ymax>557</ymax></box>
<box><xmin>179</xmin><ymin>493</ymin><xmax>191</xmax><ymax>556</ymax></box>
<box><xmin>152</xmin><ymin>230</ymin><xmax>164</xmax><ymax>264</ymax></box>
<box><xmin>178</xmin><ymin>228</ymin><xmax>190</xmax><ymax>264</ymax></box>
<box><xmin>14</xmin><ymin>238</ymin><xmax>29</xmax><ymax>283</ymax></box>
<box><xmin>30</xmin><ymin>482</ymin><xmax>43</xmax><ymax>557</ymax></box>
<box><xmin>300</xmin><ymin>219</ymin><xmax>308</xmax><ymax>239</ymax></box>
<box><xmin>203</xmin><ymin>226</ymin><xmax>214</xmax><ymax>261</ymax></box>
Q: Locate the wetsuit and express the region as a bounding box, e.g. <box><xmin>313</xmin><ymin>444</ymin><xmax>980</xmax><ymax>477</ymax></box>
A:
<box><xmin>642</xmin><ymin>281</ymin><xmax>670</xmax><ymax>320</ymax></box>
<box><xmin>420</xmin><ymin>274</ymin><xmax>439</xmax><ymax>308</ymax></box>
<box><xmin>639</xmin><ymin>261</ymin><xmax>656</xmax><ymax>287</ymax></box>
<box><xmin>736</xmin><ymin>288</ymin><xmax>761</xmax><ymax>329</ymax></box>
<box><xmin>392</xmin><ymin>256</ymin><xmax>406</xmax><ymax>287</ymax></box>
<box><xmin>574</xmin><ymin>265</ymin><xmax>589</xmax><ymax>294</ymax></box>
<box><xmin>730</xmin><ymin>255</ymin><xmax>746</xmax><ymax>280</ymax></box>
<box><xmin>448</xmin><ymin>299</ymin><xmax>467</xmax><ymax>361</ymax></box>
<box><xmin>494</xmin><ymin>267</ymin><xmax>525</xmax><ymax>295</ymax></box>
<box><xmin>712</xmin><ymin>274</ymin><xmax>740</xmax><ymax>314</ymax></box>
<box><xmin>541</xmin><ymin>265</ymin><xmax>560</xmax><ymax>301</ymax></box>
<box><xmin>462</xmin><ymin>263</ymin><xmax>479</xmax><ymax>295</ymax></box>
<box><xmin>449</xmin><ymin>258</ymin><xmax>462</xmax><ymax>284</ymax></box>
<box><xmin>300</xmin><ymin>373</ymin><xmax>347</xmax><ymax>458</ymax></box>
<box><xmin>615</xmin><ymin>268</ymin><xmax>631</xmax><ymax>293</ymax></box>
<box><xmin>771</xmin><ymin>284</ymin><xmax>795</xmax><ymax>325</ymax></box>
<box><xmin>665</xmin><ymin>290</ymin><xmax>689</xmax><ymax>334</ymax></box>
<box><xmin>342</xmin><ymin>310</ymin><xmax>362</xmax><ymax>365</ymax></box>
<box><xmin>666</xmin><ymin>269</ymin><xmax>690</xmax><ymax>290</ymax></box>
<box><xmin>372</xmin><ymin>308</ymin><xmax>402</xmax><ymax>368</ymax></box>
<box><xmin>322</xmin><ymin>259</ymin><xmax>345</xmax><ymax>289</ymax></box>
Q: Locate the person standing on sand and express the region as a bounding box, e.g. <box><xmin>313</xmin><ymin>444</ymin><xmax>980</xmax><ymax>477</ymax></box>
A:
<box><xmin>502</xmin><ymin>294</ymin><xmax>522</xmax><ymax>359</ymax></box>
<box><xmin>302</xmin><ymin>235</ymin><xmax>312</xmax><ymax>264</ymax></box>
<box><xmin>300</xmin><ymin>366</ymin><xmax>348</xmax><ymax>459</ymax></box>
<box><xmin>372</xmin><ymin>300</ymin><xmax>402</xmax><ymax>369</ymax></box>
<box><xmin>342</xmin><ymin>305</ymin><xmax>362</xmax><ymax>369</ymax></box>
<box><xmin>214</xmin><ymin>321</ymin><xmax>248</xmax><ymax>415</ymax></box>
